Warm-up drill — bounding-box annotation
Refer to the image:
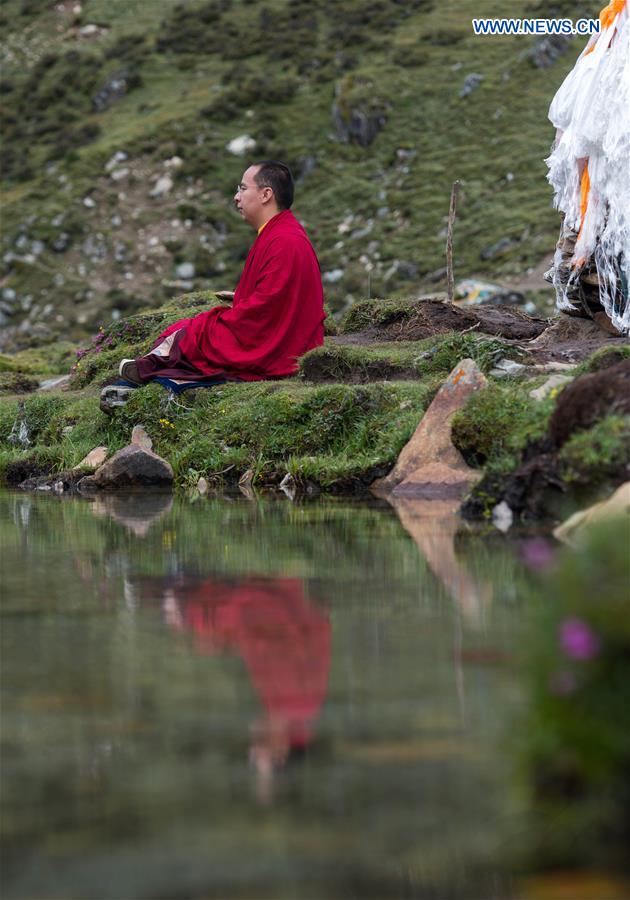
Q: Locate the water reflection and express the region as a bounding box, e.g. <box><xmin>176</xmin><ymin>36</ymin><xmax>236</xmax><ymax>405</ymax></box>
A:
<box><xmin>388</xmin><ymin>498</ymin><xmax>493</xmax><ymax>626</ymax></box>
<box><xmin>0</xmin><ymin>491</ymin><xmax>535</xmax><ymax>899</ymax></box>
<box><xmin>90</xmin><ymin>492</ymin><xmax>174</xmax><ymax>537</ymax></box>
<box><xmin>130</xmin><ymin>573</ymin><xmax>331</xmax><ymax>802</ymax></box>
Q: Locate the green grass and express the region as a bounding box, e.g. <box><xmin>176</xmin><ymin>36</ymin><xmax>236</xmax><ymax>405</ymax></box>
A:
<box><xmin>0</xmin><ymin>379</ymin><xmax>434</xmax><ymax>489</ymax></box>
<box><xmin>559</xmin><ymin>416</ymin><xmax>630</xmax><ymax>483</ymax></box>
<box><xmin>451</xmin><ymin>380</ymin><xmax>555</xmax><ymax>470</ymax></box>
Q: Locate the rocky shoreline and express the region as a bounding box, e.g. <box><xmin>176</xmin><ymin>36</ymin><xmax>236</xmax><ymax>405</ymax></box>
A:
<box><xmin>1</xmin><ymin>292</ymin><xmax>628</xmax><ymax>525</ymax></box>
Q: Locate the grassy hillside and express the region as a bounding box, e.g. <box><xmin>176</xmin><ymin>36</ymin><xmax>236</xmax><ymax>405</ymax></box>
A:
<box><xmin>1</xmin><ymin>0</ymin><xmax>599</xmax><ymax>348</ymax></box>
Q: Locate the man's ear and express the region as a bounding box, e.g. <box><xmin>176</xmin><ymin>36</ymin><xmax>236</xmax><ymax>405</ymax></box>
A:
<box><xmin>261</xmin><ymin>187</ymin><xmax>274</xmax><ymax>205</ymax></box>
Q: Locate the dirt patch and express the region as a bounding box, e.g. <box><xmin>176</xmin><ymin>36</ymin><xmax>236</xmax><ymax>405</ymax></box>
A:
<box><xmin>300</xmin><ymin>355</ymin><xmax>418</xmax><ymax>383</ymax></box>
<box><xmin>473</xmin><ymin>306</ymin><xmax>548</xmax><ymax>340</ymax></box>
<box><xmin>523</xmin><ymin>315</ymin><xmax>627</xmax><ymax>364</ymax></box>
<box><xmin>3</xmin><ymin>459</ymin><xmax>55</xmax><ymax>486</ymax></box>
<box><xmin>550</xmin><ymin>359</ymin><xmax>630</xmax><ymax>447</ymax></box>
<box><xmin>337</xmin><ymin>299</ymin><xmax>547</xmax><ymax>345</ymax></box>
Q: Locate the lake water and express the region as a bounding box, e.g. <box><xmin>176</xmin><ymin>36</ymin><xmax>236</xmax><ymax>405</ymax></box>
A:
<box><xmin>0</xmin><ymin>489</ymin><xmax>602</xmax><ymax>899</ymax></box>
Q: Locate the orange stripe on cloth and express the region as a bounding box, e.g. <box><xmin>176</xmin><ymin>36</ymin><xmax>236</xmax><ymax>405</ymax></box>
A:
<box><xmin>600</xmin><ymin>0</ymin><xmax>626</xmax><ymax>30</ymax></box>
<box><xmin>584</xmin><ymin>0</ymin><xmax>626</xmax><ymax>53</ymax></box>
<box><xmin>573</xmin><ymin>163</ymin><xmax>591</xmax><ymax>267</ymax></box>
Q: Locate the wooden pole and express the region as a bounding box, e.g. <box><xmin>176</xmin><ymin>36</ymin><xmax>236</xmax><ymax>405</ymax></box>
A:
<box><xmin>446</xmin><ymin>180</ymin><xmax>461</xmax><ymax>304</ymax></box>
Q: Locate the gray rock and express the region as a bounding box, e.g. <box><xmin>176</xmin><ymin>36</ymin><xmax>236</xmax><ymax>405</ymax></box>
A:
<box><xmin>92</xmin><ymin>71</ymin><xmax>129</xmax><ymax>112</ymax></box>
<box><xmin>131</xmin><ymin>424</ymin><xmax>153</xmax><ymax>451</ymax></box>
<box><xmin>105</xmin><ymin>151</ymin><xmax>128</xmax><ymax>173</ymax></box>
<box><xmin>39</xmin><ymin>375</ymin><xmax>71</xmax><ymax>392</ymax></box>
<box><xmin>323</xmin><ymin>268</ymin><xmax>344</xmax><ymax>284</ymax></box>
<box><xmin>529</xmin><ymin>34</ymin><xmax>572</xmax><ymax>69</ymax></box>
<box><xmin>332</xmin><ymin>79</ymin><xmax>387</xmax><ymax>147</ymax></box>
<box><xmin>51</xmin><ymin>232</ymin><xmax>70</xmax><ymax>253</ymax></box>
<box><xmin>150</xmin><ymin>174</ymin><xmax>173</xmax><ymax>197</ymax></box>
<box><xmin>481</xmin><ymin>237</ymin><xmax>517</xmax><ymax>260</ymax></box>
<box><xmin>529</xmin><ymin>374</ymin><xmax>572</xmax><ymax>402</ymax></box>
<box><xmin>489</xmin><ymin>358</ymin><xmax>527</xmax><ymax>378</ymax></box>
<box><xmin>82</xmin><ymin>234</ymin><xmax>107</xmax><ymax>261</ymax></box>
<box><xmin>332</xmin><ymin>102</ymin><xmax>386</xmax><ymax>147</ymax></box>
<box><xmin>492</xmin><ymin>501</ymin><xmax>513</xmax><ymax>533</ymax></box>
<box><xmin>76</xmin><ymin>446</ymin><xmax>108</xmax><ymax>469</ymax></box>
<box><xmin>175</xmin><ymin>262</ymin><xmax>195</xmax><ymax>280</ymax></box>
<box><xmin>396</xmin><ymin>261</ymin><xmax>419</xmax><ymax>280</ymax></box>
<box><xmin>226</xmin><ymin>135</ymin><xmax>256</xmax><ymax>156</ymax></box>
<box><xmin>459</xmin><ymin>73</ymin><xmax>484</xmax><ymax>98</ymax></box>
<box><xmin>78</xmin><ymin>444</ymin><xmax>173</xmax><ymax>491</ymax></box>
<box><xmin>296</xmin><ymin>154</ymin><xmax>316</xmax><ymax>183</ymax></box>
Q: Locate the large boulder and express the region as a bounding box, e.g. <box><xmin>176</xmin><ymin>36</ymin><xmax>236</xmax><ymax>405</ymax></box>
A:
<box><xmin>372</xmin><ymin>358</ymin><xmax>487</xmax><ymax>499</ymax></box>
<box><xmin>554</xmin><ymin>482</ymin><xmax>630</xmax><ymax>546</ymax></box>
<box><xmin>78</xmin><ymin>444</ymin><xmax>173</xmax><ymax>491</ymax></box>
<box><xmin>549</xmin><ymin>359</ymin><xmax>630</xmax><ymax>447</ymax></box>
<box><xmin>75</xmin><ymin>446</ymin><xmax>108</xmax><ymax>469</ymax></box>
<box><xmin>332</xmin><ymin>75</ymin><xmax>387</xmax><ymax>147</ymax></box>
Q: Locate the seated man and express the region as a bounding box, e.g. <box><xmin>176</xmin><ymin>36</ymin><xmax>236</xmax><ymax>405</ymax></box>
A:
<box><xmin>106</xmin><ymin>160</ymin><xmax>325</xmax><ymax>404</ymax></box>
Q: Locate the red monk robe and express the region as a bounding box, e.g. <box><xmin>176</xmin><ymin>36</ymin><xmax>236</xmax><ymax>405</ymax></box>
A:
<box><xmin>136</xmin><ymin>209</ymin><xmax>325</xmax><ymax>383</ymax></box>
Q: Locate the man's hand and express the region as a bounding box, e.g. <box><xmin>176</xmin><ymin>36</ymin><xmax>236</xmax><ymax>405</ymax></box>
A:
<box><xmin>215</xmin><ymin>290</ymin><xmax>235</xmax><ymax>304</ymax></box>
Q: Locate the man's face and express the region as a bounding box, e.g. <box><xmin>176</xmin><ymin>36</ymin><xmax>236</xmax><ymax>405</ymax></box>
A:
<box><xmin>234</xmin><ymin>165</ymin><xmax>272</xmax><ymax>228</ymax></box>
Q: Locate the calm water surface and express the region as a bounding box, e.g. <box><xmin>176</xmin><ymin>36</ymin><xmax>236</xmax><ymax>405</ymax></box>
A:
<box><xmin>1</xmin><ymin>490</ymin><xmax>542</xmax><ymax>899</ymax></box>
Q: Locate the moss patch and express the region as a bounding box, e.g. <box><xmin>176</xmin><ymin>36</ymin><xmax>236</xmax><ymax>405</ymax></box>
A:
<box><xmin>0</xmin><ymin>372</ymin><xmax>40</xmax><ymax>394</ymax></box>
<box><xmin>559</xmin><ymin>415</ymin><xmax>630</xmax><ymax>484</ymax></box>
<box><xmin>301</xmin><ymin>332</ymin><xmax>510</xmax><ymax>382</ymax></box>
<box><xmin>452</xmin><ymin>381</ymin><xmax>554</xmax><ymax>471</ymax></box>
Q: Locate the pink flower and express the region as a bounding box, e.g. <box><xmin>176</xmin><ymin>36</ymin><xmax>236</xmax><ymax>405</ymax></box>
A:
<box><xmin>559</xmin><ymin>617</ymin><xmax>601</xmax><ymax>661</ymax></box>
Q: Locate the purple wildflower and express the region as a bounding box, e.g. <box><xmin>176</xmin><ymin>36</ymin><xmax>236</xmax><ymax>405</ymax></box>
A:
<box><xmin>559</xmin><ymin>617</ymin><xmax>601</xmax><ymax>661</ymax></box>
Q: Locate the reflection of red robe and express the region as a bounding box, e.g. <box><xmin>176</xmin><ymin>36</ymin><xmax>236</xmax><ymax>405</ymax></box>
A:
<box><xmin>137</xmin><ymin>210</ymin><xmax>325</xmax><ymax>382</ymax></box>
<box><xmin>169</xmin><ymin>577</ymin><xmax>331</xmax><ymax>746</ymax></box>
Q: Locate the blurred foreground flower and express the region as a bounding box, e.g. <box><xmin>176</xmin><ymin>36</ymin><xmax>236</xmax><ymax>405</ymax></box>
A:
<box><xmin>559</xmin><ymin>617</ymin><xmax>601</xmax><ymax>662</ymax></box>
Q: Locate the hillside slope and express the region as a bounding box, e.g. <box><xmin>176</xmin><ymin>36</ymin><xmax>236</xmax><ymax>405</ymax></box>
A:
<box><xmin>1</xmin><ymin>0</ymin><xmax>599</xmax><ymax>348</ymax></box>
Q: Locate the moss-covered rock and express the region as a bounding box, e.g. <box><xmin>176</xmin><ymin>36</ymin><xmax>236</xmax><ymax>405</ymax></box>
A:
<box><xmin>452</xmin><ymin>381</ymin><xmax>555</xmax><ymax>470</ymax></box>
<box><xmin>0</xmin><ymin>371</ymin><xmax>40</xmax><ymax>394</ymax></box>
<box><xmin>301</xmin><ymin>332</ymin><xmax>510</xmax><ymax>383</ymax></box>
